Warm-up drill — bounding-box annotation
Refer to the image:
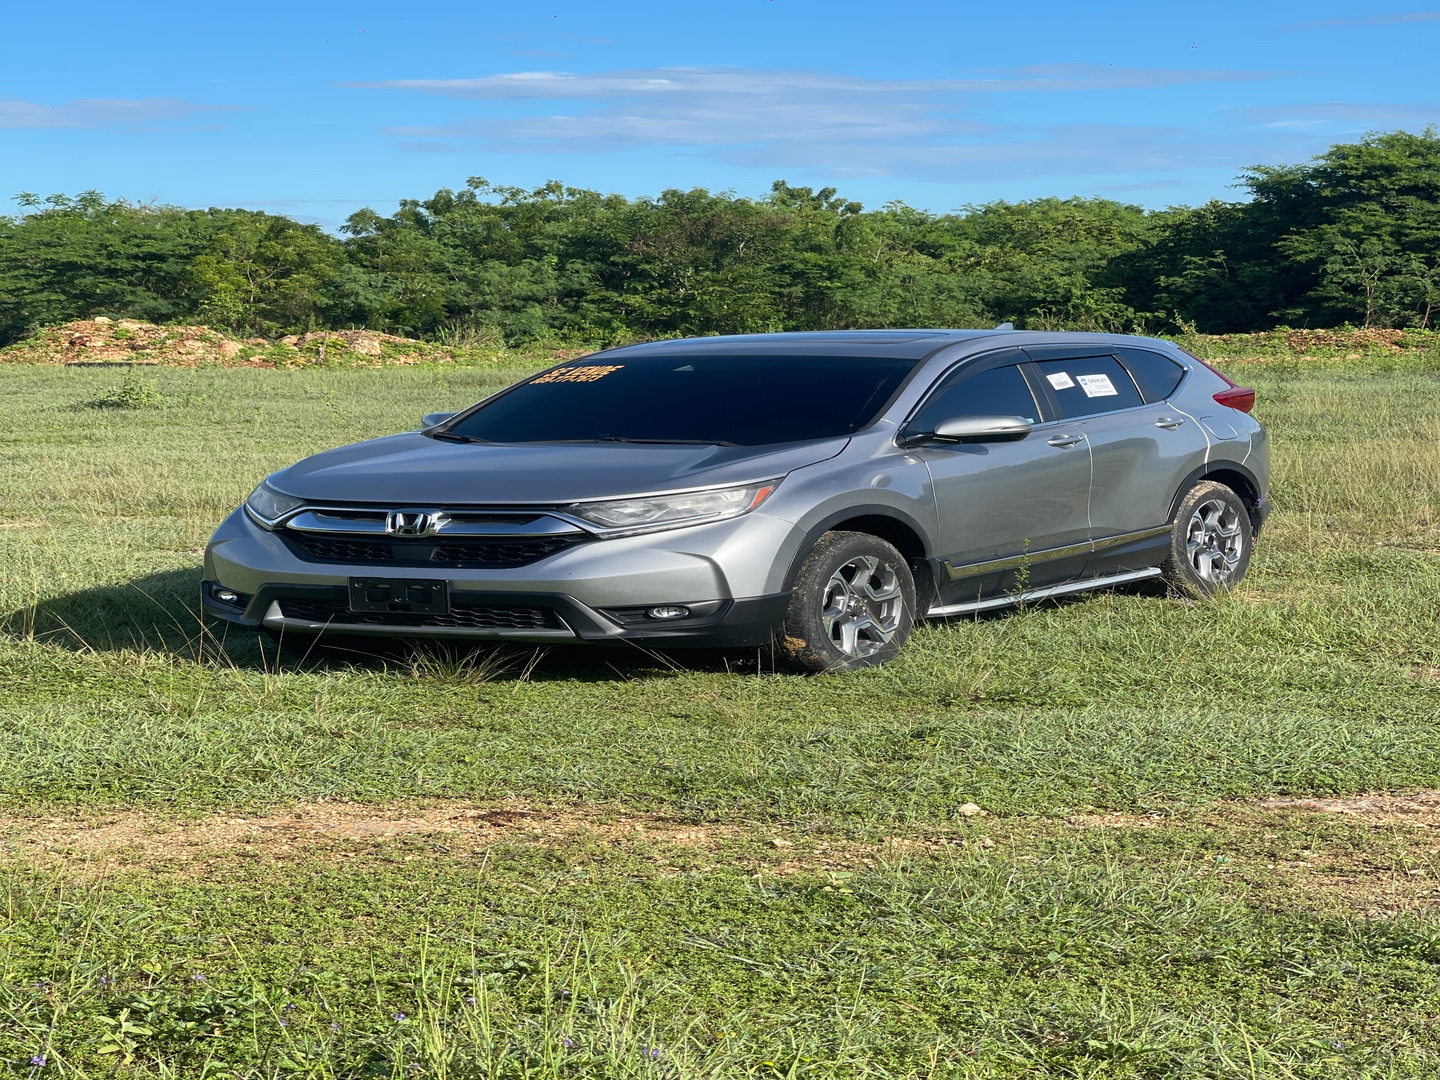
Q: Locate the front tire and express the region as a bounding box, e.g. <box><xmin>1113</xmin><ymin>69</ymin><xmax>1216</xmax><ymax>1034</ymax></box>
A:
<box><xmin>776</xmin><ymin>531</ymin><xmax>916</xmax><ymax>674</ymax></box>
<box><xmin>1161</xmin><ymin>481</ymin><xmax>1253</xmax><ymax>598</ymax></box>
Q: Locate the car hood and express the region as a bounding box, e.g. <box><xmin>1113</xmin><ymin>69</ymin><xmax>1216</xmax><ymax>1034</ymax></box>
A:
<box><xmin>270</xmin><ymin>433</ymin><xmax>850</xmax><ymax>505</ymax></box>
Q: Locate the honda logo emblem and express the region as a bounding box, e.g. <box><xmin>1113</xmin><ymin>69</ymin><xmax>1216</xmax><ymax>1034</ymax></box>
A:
<box><xmin>385</xmin><ymin>510</ymin><xmax>448</xmax><ymax>537</ymax></box>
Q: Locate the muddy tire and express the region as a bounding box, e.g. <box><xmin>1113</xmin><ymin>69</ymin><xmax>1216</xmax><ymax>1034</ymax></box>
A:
<box><xmin>1161</xmin><ymin>481</ymin><xmax>1253</xmax><ymax>598</ymax></box>
<box><xmin>776</xmin><ymin>531</ymin><xmax>916</xmax><ymax>674</ymax></box>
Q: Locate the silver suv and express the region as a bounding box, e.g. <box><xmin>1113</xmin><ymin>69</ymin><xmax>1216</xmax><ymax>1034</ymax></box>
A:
<box><xmin>203</xmin><ymin>330</ymin><xmax>1268</xmax><ymax>672</ymax></box>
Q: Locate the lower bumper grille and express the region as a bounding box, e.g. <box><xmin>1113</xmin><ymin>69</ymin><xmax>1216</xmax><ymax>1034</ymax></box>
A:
<box><xmin>277</xmin><ymin>597</ymin><xmax>565</xmax><ymax>631</ymax></box>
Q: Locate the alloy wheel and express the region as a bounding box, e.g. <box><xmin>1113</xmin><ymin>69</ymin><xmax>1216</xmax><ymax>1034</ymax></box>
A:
<box><xmin>1185</xmin><ymin>497</ymin><xmax>1245</xmax><ymax>584</ymax></box>
<box><xmin>820</xmin><ymin>554</ymin><xmax>904</xmax><ymax>658</ymax></box>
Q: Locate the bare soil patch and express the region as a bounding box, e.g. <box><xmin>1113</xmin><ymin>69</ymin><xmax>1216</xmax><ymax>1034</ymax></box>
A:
<box><xmin>0</xmin><ymin>319</ymin><xmax>476</xmax><ymax>368</ymax></box>
<box><xmin>2</xmin><ymin>800</ymin><xmax>738</xmax><ymax>863</ymax></box>
<box><xmin>0</xmin><ymin>800</ymin><xmax>975</xmax><ymax>881</ymax></box>
<box><xmin>6</xmin><ymin>795</ymin><xmax>1440</xmax><ymax>915</ymax></box>
<box><xmin>1253</xmin><ymin>790</ymin><xmax>1440</xmax><ymax>820</ymax></box>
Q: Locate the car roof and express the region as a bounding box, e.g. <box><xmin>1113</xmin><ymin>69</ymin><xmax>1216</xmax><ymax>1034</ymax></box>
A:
<box><xmin>598</xmin><ymin>330</ymin><xmax>1002</xmax><ymax>360</ymax></box>
<box><xmin>593</xmin><ymin>329</ymin><xmax>1176</xmax><ymax>361</ymax></box>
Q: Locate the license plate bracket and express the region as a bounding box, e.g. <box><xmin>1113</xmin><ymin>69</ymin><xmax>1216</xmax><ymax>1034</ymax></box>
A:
<box><xmin>348</xmin><ymin>577</ymin><xmax>449</xmax><ymax>614</ymax></box>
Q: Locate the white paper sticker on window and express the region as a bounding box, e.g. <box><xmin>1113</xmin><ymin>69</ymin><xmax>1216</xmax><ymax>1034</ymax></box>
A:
<box><xmin>1076</xmin><ymin>373</ymin><xmax>1118</xmax><ymax>398</ymax></box>
<box><xmin>1046</xmin><ymin>371</ymin><xmax>1076</xmax><ymax>390</ymax></box>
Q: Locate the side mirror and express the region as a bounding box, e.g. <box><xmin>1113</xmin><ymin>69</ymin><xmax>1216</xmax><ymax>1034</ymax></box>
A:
<box><xmin>421</xmin><ymin>411</ymin><xmax>457</xmax><ymax>429</ymax></box>
<box><xmin>931</xmin><ymin>415</ymin><xmax>1033</xmax><ymax>442</ymax></box>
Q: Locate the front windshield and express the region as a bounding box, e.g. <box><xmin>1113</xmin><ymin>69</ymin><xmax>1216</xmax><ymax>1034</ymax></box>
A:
<box><xmin>443</xmin><ymin>353</ymin><xmax>920</xmax><ymax>446</ymax></box>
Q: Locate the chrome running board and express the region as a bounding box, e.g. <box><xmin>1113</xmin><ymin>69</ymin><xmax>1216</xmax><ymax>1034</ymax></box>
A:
<box><xmin>925</xmin><ymin>567</ymin><xmax>1162</xmax><ymax>618</ymax></box>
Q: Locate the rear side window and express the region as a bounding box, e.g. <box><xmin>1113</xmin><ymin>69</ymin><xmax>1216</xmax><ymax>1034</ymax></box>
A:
<box><xmin>1036</xmin><ymin>357</ymin><xmax>1144</xmax><ymax>418</ymax></box>
<box><xmin>1115</xmin><ymin>347</ymin><xmax>1185</xmax><ymax>403</ymax></box>
<box><xmin>909</xmin><ymin>364</ymin><xmax>1039</xmax><ymax>433</ymax></box>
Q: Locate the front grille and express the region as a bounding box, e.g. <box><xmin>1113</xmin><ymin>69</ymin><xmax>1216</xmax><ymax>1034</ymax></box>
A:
<box><xmin>283</xmin><ymin>531</ymin><xmax>579</xmax><ymax>568</ymax></box>
<box><xmin>288</xmin><ymin>535</ymin><xmax>395</xmax><ymax>562</ymax></box>
<box><xmin>277</xmin><ymin>597</ymin><xmax>564</xmax><ymax>631</ymax></box>
<box><xmin>430</xmin><ymin>538</ymin><xmax>577</xmax><ymax>565</ymax></box>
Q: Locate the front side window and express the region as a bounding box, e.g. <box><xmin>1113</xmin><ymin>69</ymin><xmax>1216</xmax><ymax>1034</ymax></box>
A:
<box><xmin>443</xmin><ymin>353</ymin><xmax>921</xmax><ymax>446</ymax></box>
<box><xmin>1036</xmin><ymin>357</ymin><xmax>1144</xmax><ymax>418</ymax></box>
<box><xmin>908</xmin><ymin>363</ymin><xmax>1039</xmax><ymax>434</ymax></box>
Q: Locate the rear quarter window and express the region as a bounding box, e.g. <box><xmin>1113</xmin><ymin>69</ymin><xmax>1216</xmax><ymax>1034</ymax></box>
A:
<box><xmin>1114</xmin><ymin>347</ymin><xmax>1186</xmax><ymax>403</ymax></box>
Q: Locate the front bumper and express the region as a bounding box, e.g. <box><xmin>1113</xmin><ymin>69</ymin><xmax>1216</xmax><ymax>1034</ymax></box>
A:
<box><xmin>202</xmin><ymin>506</ymin><xmax>797</xmax><ymax>648</ymax></box>
<box><xmin>202</xmin><ymin>580</ymin><xmax>790</xmax><ymax>647</ymax></box>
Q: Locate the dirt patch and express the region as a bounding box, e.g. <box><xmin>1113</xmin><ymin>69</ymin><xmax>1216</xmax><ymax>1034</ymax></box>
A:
<box><xmin>0</xmin><ymin>319</ymin><xmax>505</xmax><ymax>368</ymax></box>
<box><xmin>1253</xmin><ymin>791</ymin><xmax>1440</xmax><ymax>820</ymax></box>
<box><xmin>7</xmin><ymin>796</ymin><xmax>1440</xmax><ymax>915</ymax></box>
<box><xmin>2</xmin><ymin>800</ymin><xmax>738</xmax><ymax>863</ymax></box>
<box><xmin>0</xmin><ymin>800</ymin><xmax>991</xmax><ymax>882</ymax></box>
<box><xmin>1202</xmin><ymin>327</ymin><xmax>1415</xmax><ymax>360</ymax></box>
<box><xmin>1064</xmin><ymin>812</ymin><xmax>1170</xmax><ymax>828</ymax></box>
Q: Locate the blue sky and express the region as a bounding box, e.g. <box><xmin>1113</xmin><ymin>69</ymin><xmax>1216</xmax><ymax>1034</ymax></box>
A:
<box><xmin>2</xmin><ymin>1</ymin><xmax>1437</xmax><ymax>227</ymax></box>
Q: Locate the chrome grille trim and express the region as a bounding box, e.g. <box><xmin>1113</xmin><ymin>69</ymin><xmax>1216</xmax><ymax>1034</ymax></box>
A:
<box><xmin>283</xmin><ymin>509</ymin><xmax>585</xmax><ymax>538</ymax></box>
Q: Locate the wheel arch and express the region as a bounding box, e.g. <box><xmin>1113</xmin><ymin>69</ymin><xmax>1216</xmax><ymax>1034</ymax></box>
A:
<box><xmin>780</xmin><ymin>506</ymin><xmax>931</xmax><ymax>593</ymax></box>
<box><xmin>1169</xmin><ymin>462</ymin><xmax>1265</xmax><ymax>531</ymax></box>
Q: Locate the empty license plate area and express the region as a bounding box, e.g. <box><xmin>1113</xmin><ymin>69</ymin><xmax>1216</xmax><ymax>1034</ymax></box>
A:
<box><xmin>348</xmin><ymin>578</ymin><xmax>449</xmax><ymax>614</ymax></box>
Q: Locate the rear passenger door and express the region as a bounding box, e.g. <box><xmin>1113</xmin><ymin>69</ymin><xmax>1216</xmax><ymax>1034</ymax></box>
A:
<box><xmin>905</xmin><ymin>348</ymin><xmax>1093</xmax><ymax>604</ymax></box>
<box><xmin>1022</xmin><ymin>345</ymin><xmax>1210</xmax><ymax>575</ymax></box>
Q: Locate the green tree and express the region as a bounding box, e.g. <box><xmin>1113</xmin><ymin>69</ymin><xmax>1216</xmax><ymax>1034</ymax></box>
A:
<box><xmin>188</xmin><ymin>211</ymin><xmax>346</xmax><ymax>336</ymax></box>
<box><xmin>0</xmin><ymin>195</ymin><xmax>208</xmax><ymax>343</ymax></box>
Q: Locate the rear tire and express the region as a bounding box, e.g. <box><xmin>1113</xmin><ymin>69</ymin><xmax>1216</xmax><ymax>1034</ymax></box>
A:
<box><xmin>776</xmin><ymin>531</ymin><xmax>917</xmax><ymax>674</ymax></box>
<box><xmin>1161</xmin><ymin>481</ymin><xmax>1253</xmax><ymax>598</ymax></box>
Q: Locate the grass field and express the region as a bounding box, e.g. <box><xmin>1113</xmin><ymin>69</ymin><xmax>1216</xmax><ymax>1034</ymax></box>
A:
<box><xmin>1</xmin><ymin>350</ymin><xmax>1439</xmax><ymax>1077</ymax></box>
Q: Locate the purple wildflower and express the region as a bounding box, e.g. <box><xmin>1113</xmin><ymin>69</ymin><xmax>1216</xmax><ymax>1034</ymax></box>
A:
<box><xmin>30</xmin><ymin>1055</ymin><xmax>47</xmax><ymax>1067</ymax></box>
<box><xmin>192</xmin><ymin>974</ymin><xmax>206</xmax><ymax>983</ymax></box>
<box><xmin>562</xmin><ymin>1037</ymin><xmax>576</xmax><ymax>1049</ymax></box>
<box><xmin>394</xmin><ymin>1011</ymin><xmax>408</xmax><ymax>1022</ymax></box>
<box><xmin>97</xmin><ymin>975</ymin><xmax>114</xmax><ymax>987</ymax></box>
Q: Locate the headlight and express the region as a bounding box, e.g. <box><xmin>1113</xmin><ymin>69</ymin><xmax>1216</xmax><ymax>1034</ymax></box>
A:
<box><xmin>244</xmin><ymin>480</ymin><xmax>306</xmax><ymax>528</ymax></box>
<box><xmin>563</xmin><ymin>480</ymin><xmax>779</xmax><ymax>535</ymax></box>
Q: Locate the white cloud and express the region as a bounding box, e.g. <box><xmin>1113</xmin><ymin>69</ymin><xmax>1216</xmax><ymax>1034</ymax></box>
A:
<box><xmin>0</xmin><ymin>97</ymin><xmax>237</xmax><ymax>129</ymax></box>
<box><xmin>1287</xmin><ymin>10</ymin><xmax>1440</xmax><ymax>29</ymax></box>
<box><xmin>350</xmin><ymin>63</ymin><xmax>1283</xmax><ymax>182</ymax></box>
<box><xmin>1227</xmin><ymin>102</ymin><xmax>1440</xmax><ymax>129</ymax></box>
<box><xmin>356</xmin><ymin>63</ymin><xmax>1266</xmax><ymax>101</ymax></box>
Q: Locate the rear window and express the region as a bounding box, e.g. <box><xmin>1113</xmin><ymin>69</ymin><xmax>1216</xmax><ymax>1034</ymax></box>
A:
<box><xmin>445</xmin><ymin>353</ymin><xmax>921</xmax><ymax>446</ymax></box>
<box><xmin>1115</xmin><ymin>347</ymin><xmax>1186</xmax><ymax>403</ymax></box>
<box><xmin>1036</xmin><ymin>357</ymin><xmax>1144</xmax><ymax>418</ymax></box>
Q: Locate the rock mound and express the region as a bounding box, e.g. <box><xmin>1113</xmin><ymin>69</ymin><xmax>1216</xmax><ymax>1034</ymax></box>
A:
<box><xmin>0</xmin><ymin>319</ymin><xmax>482</xmax><ymax>367</ymax></box>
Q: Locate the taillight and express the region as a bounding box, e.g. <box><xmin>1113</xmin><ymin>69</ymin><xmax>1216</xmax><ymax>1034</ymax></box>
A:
<box><xmin>1178</xmin><ymin>348</ymin><xmax>1256</xmax><ymax>413</ymax></box>
<box><xmin>1213</xmin><ymin>386</ymin><xmax>1255</xmax><ymax>413</ymax></box>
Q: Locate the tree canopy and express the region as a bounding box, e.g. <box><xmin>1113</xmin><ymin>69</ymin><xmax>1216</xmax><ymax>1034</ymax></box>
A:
<box><xmin>3</xmin><ymin>129</ymin><xmax>1438</xmax><ymax>347</ymax></box>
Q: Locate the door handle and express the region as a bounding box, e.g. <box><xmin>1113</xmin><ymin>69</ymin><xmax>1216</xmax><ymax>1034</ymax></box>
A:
<box><xmin>1046</xmin><ymin>434</ymin><xmax>1084</xmax><ymax>448</ymax></box>
<box><xmin>1155</xmin><ymin>417</ymin><xmax>1186</xmax><ymax>430</ymax></box>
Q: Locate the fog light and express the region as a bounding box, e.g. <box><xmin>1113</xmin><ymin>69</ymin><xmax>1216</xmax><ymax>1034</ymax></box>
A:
<box><xmin>215</xmin><ymin>588</ymin><xmax>240</xmax><ymax>604</ymax></box>
<box><xmin>646</xmin><ymin>605</ymin><xmax>690</xmax><ymax>620</ymax></box>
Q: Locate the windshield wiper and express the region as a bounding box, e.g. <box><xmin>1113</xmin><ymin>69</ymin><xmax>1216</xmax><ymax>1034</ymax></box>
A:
<box><xmin>426</xmin><ymin>431</ymin><xmax>488</xmax><ymax>443</ymax></box>
<box><xmin>594</xmin><ymin>435</ymin><xmax>741</xmax><ymax>447</ymax></box>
